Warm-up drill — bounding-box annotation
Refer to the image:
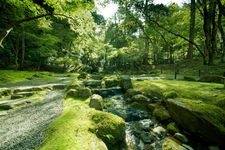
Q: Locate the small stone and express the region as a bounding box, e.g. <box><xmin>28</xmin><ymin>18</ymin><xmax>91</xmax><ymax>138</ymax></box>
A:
<box><xmin>174</xmin><ymin>133</ymin><xmax>188</xmax><ymax>143</ymax></box>
<box><xmin>152</xmin><ymin>126</ymin><xmax>166</xmax><ymax>135</ymax></box>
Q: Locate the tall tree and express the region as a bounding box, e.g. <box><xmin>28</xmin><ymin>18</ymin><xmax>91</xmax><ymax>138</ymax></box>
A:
<box><xmin>187</xmin><ymin>0</ymin><xmax>196</xmax><ymax>60</ymax></box>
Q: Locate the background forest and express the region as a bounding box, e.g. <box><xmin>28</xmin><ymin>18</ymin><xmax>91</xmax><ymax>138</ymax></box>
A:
<box><xmin>0</xmin><ymin>0</ymin><xmax>225</xmax><ymax>73</ymax></box>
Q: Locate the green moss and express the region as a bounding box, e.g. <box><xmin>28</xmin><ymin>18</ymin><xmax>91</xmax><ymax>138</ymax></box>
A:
<box><xmin>0</xmin><ymin>70</ymin><xmax>55</xmax><ymax>85</ymax></box>
<box><xmin>166</xmin><ymin>98</ymin><xmax>225</xmax><ymax>146</ymax></box>
<box><xmin>91</xmin><ymin>111</ymin><xmax>125</xmax><ymax>147</ymax></box>
<box><xmin>103</xmin><ymin>77</ymin><xmax>120</xmax><ymax>88</ymax></box>
<box><xmin>215</xmin><ymin>100</ymin><xmax>225</xmax><ymax>110</ymax></box>
<box><xmin>152</xmin><ymin>107</ymin><xmax>171</xmax><ymax>123</ymax></box>
<box><xmin>164</xmin><ymin>91</ymin><xmax>178</xmax><ymax>99</ymax></box>
<box><xmin>39</xmin><ymin>98</ymin><xmax>107</xmax><ymax>150</ymax></box>
<box><xmin>166</xmin><ymin>122</ymin><xmax>180</xmax><ymax>134</ymax></box>
<box><xmin>133</xmin><ymin>80</ymin><xmax>225</xmax><ymax>105</ymax></box>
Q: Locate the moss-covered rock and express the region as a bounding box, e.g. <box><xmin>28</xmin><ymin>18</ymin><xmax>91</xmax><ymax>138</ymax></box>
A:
<box><xmin>166</xmin><ymin>122</ymin><xmax>180</xmax><ymax>134</ymax></box>
<box><xmin>140</xmin><ymin>84</ymin><xmax>164</xmax><ymax>101</ymax></box>
<box><xmin>164</xmin><ymin>91</ymin><xmax>178</xmax><ymax>99</ymax></box>
<box><xmin>166</xmin><ymin>98</ymin><xmax>225</xmax><ymax>146</ymax></box>
<box><xmin>152</xmin><ymin>106</ymin><xmax>171</xmax><ymax>123</ymax></box>
<box><xmin>83</xmin><ymin>80</ymin><xmax>102</xmax><ymax>88</ymax></box>
<box><xmin>131</xmin><ymin>94</ymin><xmax>150</xmax><ymax>104</ymax></box>
<box><xmin>89</xmin><ymin>94</ymin><xmax>104</xmax><ymax>110</ymax></box>
<box><xmin>119</xmin><ymin>77</ymin><xmax>133</xmax><ymax>91</ymax></box>
<box><xmin>163</xmin><ymin>137</ymin><xmax>189</xmax><ymax>150</ymax></box>
<box><xmin>124</xmin><ymin>89</ymin><xmax>142</xmax><ymax>99</ymax></box>
<box><xmin>103</xmin><ymin>77</ymin><xmax>120</xmax><ymax>88</ymax></box>
<box><xmin>66</xmin><ymin>87</ymin><xmax>92</xmax><ymax>99</ymax></box>
<box><xmin>198</xmin><ymin>75</ymin><xmax>224</xmax><ymax>84</ymax></box>
<box><xmin>91</xmin><ymin>111</ymin><xmax>125</xmax><ymax>147</ymax></box>
<box><xmin>67</xmin><ymin>82</ymin><xmax>84</xmax><ymax>90</ymax></box>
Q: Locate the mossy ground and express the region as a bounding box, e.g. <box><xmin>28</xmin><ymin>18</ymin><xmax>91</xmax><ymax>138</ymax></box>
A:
<box><xmin>133</xmin><ymin>79</ymin><xmax>225</xmax><ymax>105</ymax></box>
<box><xmin>39</xmin><ymin>98</ymin><xmax>105</xmax><ymax>150</ymax></box>
<box><xmin>39</xmin><ymin>97</ymin><xmax>125</xmax><ymax>150</ymax></box>
<box><xmin>0</xmin><ymin>70</ymin><xmax>56</xmax><ymax>85</ymax></box>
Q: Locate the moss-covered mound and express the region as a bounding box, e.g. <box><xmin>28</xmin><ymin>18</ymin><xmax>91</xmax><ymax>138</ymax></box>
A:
<box><xmin>91</xmin><ymin>111</ymin><xmax>125</xmax><ymax>147</ymax></box>
<box><xmin>166</xmin><ymin>98</ymin><xmax>225</xmax><ymax>146</ymax></box>
<box><xmin>39</xmin><ymin>99</ymin><xmax>107</xmax><ymax>150</ymax></box>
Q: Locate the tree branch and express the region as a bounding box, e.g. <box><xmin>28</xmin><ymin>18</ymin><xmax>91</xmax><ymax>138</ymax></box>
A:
<box><xmin>146</xmin><ymin>17</ymin><xmax>205</xmax><ymax>58</ymax></box>
<box><xmin>0</xmin><ymin>13</ymin><xmax>77</xmax><ymax>48</ymax></box>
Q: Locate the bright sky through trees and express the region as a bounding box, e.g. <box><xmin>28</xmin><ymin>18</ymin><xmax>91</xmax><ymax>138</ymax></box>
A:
<box><xmin>95</xmin><ymin>0</ymin><xmax>187</xmax><ymax>19</ymax></box>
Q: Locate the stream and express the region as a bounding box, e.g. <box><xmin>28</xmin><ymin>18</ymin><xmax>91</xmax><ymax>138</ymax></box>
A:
<box><xmin>102</xmin><ymin>88</ymin><xmax>166</xmax><ymax>150</ymax></box>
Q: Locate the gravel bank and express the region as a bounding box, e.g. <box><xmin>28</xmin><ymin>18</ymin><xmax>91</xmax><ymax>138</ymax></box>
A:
<box><xmin>0</xmin><ymin>90</ymin><xmax>64</xmax><ymax>150</ymax></box>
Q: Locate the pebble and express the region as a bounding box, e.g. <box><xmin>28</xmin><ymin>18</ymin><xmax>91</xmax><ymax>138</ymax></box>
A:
<box><xmin>152</xmin><ymin>126</ymin><xmax>166</xmax><ymax>135</ymax></box>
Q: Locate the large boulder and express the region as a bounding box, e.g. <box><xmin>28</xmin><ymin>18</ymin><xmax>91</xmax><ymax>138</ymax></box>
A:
<box><xmin>166</xmin><ymin>98</ymin><xmax>225</xmax><ymax>147</ymax></box>
<box><xmin>91</xmin><ymin>111</ymin><xmax>125</xmax><ymax>147</ymax></box>
<box><xmin>89</xmin><ymin>94</ymin><xmax>104</xmax><ymax>110</ymax></box>
<box><xmin>66</xmin><ymin>87</ymin><xmax>92</xmax><ymax>99</ymax></box>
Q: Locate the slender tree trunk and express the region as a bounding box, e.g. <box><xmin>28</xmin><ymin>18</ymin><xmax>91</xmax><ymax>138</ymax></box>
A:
<box><xmin>218</xmin><ymin>2</ymin><xmax>225</xmax><ymax>62</ymax></box>
<box><xmin>143</xmin><ymin>37</ymin><xmax>149</xmax><ymax>65</ymax></box>
<box><xmin>20</xmin><ymin>25</ymin><xmax>25</xmax><ymax>70</ymax></box>
<box><xmin>11</xmin><ymin>39</ymin><xmax>20</xmax><ymax>70</ymax></box>
<box><xmin>187</xmin><ymin>0</ymin><xmax>196</xmax><ymax>60</ymax></box>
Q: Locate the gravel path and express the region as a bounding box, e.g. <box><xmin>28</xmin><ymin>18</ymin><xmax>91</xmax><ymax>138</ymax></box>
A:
<box><xmin>0</xmin><ymin>90</ymin><xmax>64</xmax><ymax>150</ymax></box>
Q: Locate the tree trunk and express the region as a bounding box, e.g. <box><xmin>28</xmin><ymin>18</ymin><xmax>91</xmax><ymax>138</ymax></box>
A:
<box><xmin>218</xmin><ymin>1</ymin><xmax>225</xmax><ymax>62</ymax></box>
<box><xmin>143</xmin><ymin>37</ymin><xmax>149</xmax><ymax>65</ymax></box>
<box><xmin>20</xmin><ymin>25</ymin><xmax>25</xmax><ymax>70</ymax></box>
<box><xmin>11</xmin><ymin>39</ymin><xmax>20</xmax><ymax>70</ymax></box>
<box><xmin>187</xmin><ymin>0</ymin><xmax>196</xmax><ymax>60</ymax></box>
<box><xmin>202</xmin><ymin>0</ymin><xmax>217</xmax><ymax>65</ymax></box>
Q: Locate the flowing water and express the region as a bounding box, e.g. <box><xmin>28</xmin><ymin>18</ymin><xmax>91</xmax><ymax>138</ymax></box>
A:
<box><xmin>103</xmin><ymin>90</ymin><xmax>166</xmax><ymax>150</ymax></box>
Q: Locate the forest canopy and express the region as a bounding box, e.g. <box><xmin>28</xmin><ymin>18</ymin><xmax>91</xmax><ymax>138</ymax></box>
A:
<box><xmin>0</xmin><ymin>0</ymin><xmax>225</xmax><ymax>72</ymax></box>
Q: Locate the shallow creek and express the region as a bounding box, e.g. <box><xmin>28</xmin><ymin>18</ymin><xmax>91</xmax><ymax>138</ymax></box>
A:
<box><xmin>103</xmin><ymin>89</ymin><xmax>167</xmax><ymax>150</ymax></box>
